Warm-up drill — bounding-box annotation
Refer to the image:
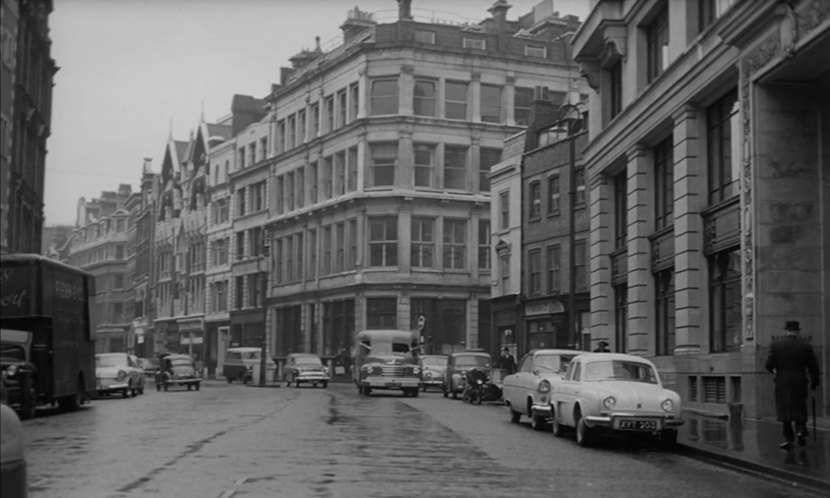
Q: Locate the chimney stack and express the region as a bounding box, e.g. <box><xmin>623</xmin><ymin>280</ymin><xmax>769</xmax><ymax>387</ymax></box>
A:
<box><xmin>488</xmin><ymin>0</ymin><xmax>511</xmax><ymax>34</ymax></box>
<box><xmin>398</xmin><ymin>0</ymin><xmax>413</xmax><ymax>20</ymax></box>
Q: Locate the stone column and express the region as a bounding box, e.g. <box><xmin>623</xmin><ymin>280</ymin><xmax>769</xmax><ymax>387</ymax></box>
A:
<box><xmin>470</xmin><ymin>135</ymin><xmax>481</xmax><ymax>193</ymax></box>
<box><xmin>356</xmin><ymin>131</ymin><xmax>367</xmax><ymax>191</ymax></box>
<box><xmin>399</xmin><ymin>64</ymin><xmax>415</xmax><ymax>116</ymax></box>
<box><xmin>505</xmin><ymin>75</ymin><xmax>516</xmax><ymax>125</ymax></box>
<box><xmin>589</xmin><ymin>174</ymin><xmax>614</xmax><ymax>345</ymax></box>
<box><xmin>398</xmin><ymin>127</ymin><xmax>414</xmax><ymax>190</ymax></box>
<box><xmin>470</xmin><ymin>72</ymin><xmax>482</xmax><ymax>123</ymax></box>
<box><xmin>626</xmin><ymin>144</ymin><xmax>653</xmax><ymax>355</ymax></box>
<box><xmin>672</xmin><ymin>105</ymin><xmax>703</xmax><ymax>354</ymax></box>
<box><xmin>357</xmin><ymin>66</ymin><xmax>368</xmax><ymax>119</ymax></box>
<box><xmin>398</xmin><ymin>205</ymin><xmax>412</xmax><ymax>274</ymax></box>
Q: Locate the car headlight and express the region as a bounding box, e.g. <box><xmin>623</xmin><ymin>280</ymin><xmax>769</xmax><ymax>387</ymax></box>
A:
<box><xmin>425</xmin><ymin>372</ymin><xmax>433</xmax><ymax>379</ymax></box>
<box><xmin>6</xmin><ymin>365</ymin><xmax>18</xmax><ymax>376</ymax></box>
<box><xmin>538</xmin><ymin>379</ymin><xmax>551</xmax><ymax>393</ymax></box>
<box><xmin>117</xmin><ymin>370</ymin><xmax>127</xmax><ymax>381</ymax></box>
<box><xmin>412</xmin><ymin>366</ymin><xmax>420</xmax><ymax>375</ymax></box>
<box><xmin>603</xmin><ymin>396</ymin><xmax>616</xmax><ymax>410</ymax></box>
<box><xmin>661</xmin><ymin>399</ymin><xmax>674</xmax><ymax>412</ymax></box>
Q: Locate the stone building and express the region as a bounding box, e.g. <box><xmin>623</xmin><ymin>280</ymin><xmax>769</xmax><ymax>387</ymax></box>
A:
<box><xmin>128</xmin><ymin>159</ymin><xmax>158</xmax><ymax>358</ymax></box>
<box><xmin>67</xmin><ymin>185</ymin><xmax>134</xmax><ymax>353</ymax></box>
<box><xmin>573</xmin><ymin>0</ymin><xmax>829</xmax><ymax>418</ymax></box>
<box><xmin>0</xmin><ymin>0</ymin><xmax>56</xmax><ymax>254</ymax></box>
<box><xmin>260</xmin><ymin>0</ymin><xmax>582</xmax><ymax>368</ymax></box>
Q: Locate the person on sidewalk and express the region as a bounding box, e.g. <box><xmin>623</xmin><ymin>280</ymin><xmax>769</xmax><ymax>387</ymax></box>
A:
<box><xmin>498</xmin><ymin>347</ymin><xmax>516</xmax><ymax>375</ymax></box>
<box><xmin>765</xmin><ymin>320</ymin><xmax>821</xmax><ymax>449</ymax></box>
<box><xmin>593</xmin><ymin>341</ymin><xmax>611</xmax><ymax>353</ymax></box>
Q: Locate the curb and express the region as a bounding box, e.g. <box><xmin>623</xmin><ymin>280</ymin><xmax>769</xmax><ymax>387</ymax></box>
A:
<box><xmin>676</xmin><ymin>443</ymin><xmax>830</xmax><ymax>495</ymax></box>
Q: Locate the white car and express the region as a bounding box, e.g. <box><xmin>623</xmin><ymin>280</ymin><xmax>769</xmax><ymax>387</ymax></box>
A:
<box><xmin>502</xmin><ymin>349</ymin><xmax>577</xmax><ymax>430</ymax></box>
<box><xmin>550</xmin><ymin>353</ymin><xmax>684</xmax><ymax>447</ymax></box>
<box><xmin>95</xmin><ymin>353</ymin><xmax>145</xmax><ymax>398</ymax></box>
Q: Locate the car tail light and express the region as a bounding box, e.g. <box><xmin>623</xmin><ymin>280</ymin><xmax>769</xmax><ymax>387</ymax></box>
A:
<box><xmin>117</xmin><ymin>370</ymin><xmax>127</xmax><ymax>381</ymax></box>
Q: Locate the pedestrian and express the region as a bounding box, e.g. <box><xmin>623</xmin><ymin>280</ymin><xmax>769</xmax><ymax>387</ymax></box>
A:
<box><xmin>593</xmin><ymin>340</ymin><xmax>611</xmax><ymax>353</ymax></box>
<box><xmin>499</xmin><ymin>347</ymin><xmax>516</xmax><ymax>374</ymax></box>
<box><xmin>765</xmin><ymin>320</ymin><xmax>821</xmax><ymax>449</ymax></box>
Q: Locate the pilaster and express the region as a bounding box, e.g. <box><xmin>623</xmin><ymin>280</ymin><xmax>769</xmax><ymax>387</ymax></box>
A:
<box><xmin>626</xmin><ymin>144</ymin><xmax>652</xmax><ymax>355</ymax></box>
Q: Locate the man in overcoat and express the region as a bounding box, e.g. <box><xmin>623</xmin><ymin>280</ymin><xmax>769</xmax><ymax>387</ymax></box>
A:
<box><xmin>765</xmin><ymin>321</ymin><xmax>821</xmax><ymax>448</ymax></box>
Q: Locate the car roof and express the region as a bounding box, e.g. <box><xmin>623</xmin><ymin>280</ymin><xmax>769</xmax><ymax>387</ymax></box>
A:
<box><xmin>227</xmin><ymin>347</ymin><xmax>262</xmax><ymax>352</ymax></box>
<box><xmin>451</xmin><ymin>351</ymin><xmax>490</xmax><ymax>357</ymax></box>
<box><xmin>528</xmin><ymin>349</ymin><xmax>579</xmax><ymax>356</ymax></box>
<box><xmin>96</xmin><ymin>352</ymin><xmax>127</xmax><ymax>357</ymax></box>
<box><xmin>165</xmin><ymin>354</ymin><xmax>194</xmax><ymax>359</ymax></box>
<box><xmin>573</xmin><ymin>352</ymin><xmax>656</xmax><ymax>364</ymax></box>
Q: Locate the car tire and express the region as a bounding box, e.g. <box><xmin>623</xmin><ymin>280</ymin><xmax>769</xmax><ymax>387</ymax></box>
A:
<box><xmin>364</xmin><ymin>386</ymin><xmax>372</xmax><ymax>396</ymax></box>
<box><xmin>443</xmin><ymin>387</ymin><xmax>448</xmax><ymax>398</ymax></box>
<box><xmin>422</xmin><ymin>384</ymin><xmax>427</xmax><ymax>392</ymax></box>
<box><xmin>19</xmin><ymin>376</ymin><xmax>37</xmax><ymax>420</ymax></box>
<box><xmin>187</xmin><ymin>384</ymin><xmax>192</xmax><ymax>391</ymax></box>
<box><xmin>476</xmin><ymin>393</ymin><xmax>482</xmax><ymax>405</ymax></box>
<box><xmin>659</xmin><ymin>429</ymin><xmax>678</xmax><ymax>450</ymax></box>
<box><xmin>575</xmin><ymin>411</ymin><xmax>592</xmax><ymax>447</ymax></box>
<box><xmin>195</xmin><ymin>383</ymin><xmax>201</xmax><ymax>392</ymax></box>
<box><xmin>156</xmin><ymin>381</ymin><xmax>162</xmax><ymax>392</ymax></box>
<box><xmin>411</xmin><ymin>389</ymin><xmax>419</xmax><ymax>398</ymax></box>
<box><xmin>227</xmin><ymin>377</ymin><xmax>233</xmax><ymax>383</ymax></box>
<box><xmin>122</xmin><ymin>387</ymin><xmax>130</xmax><ymax>398</ymax></box>
<box><xmin>295</xmin><ymin>380</ymin><xmax>300</xmax><ymax>388</ymax></box>
<box><xmin>510</xmin><ymin>407</ymin><xmax>521</xmax><ymax>424</ymax></box>
<box><xmin>163</xmin><ymin>384</ymin><xmax>169</xmax><ymax>391</ymax></box>
<box><xmin>452</xmin><ymin>389</ymin><xmax>457</xmax><ymax>400</ymax></box>
<box><xmin>322</xmin><ymin>381</ymin><xmax>328</xmax><ymax>388</ymax></box>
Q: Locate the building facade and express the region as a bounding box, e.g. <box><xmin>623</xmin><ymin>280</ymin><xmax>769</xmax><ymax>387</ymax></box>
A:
<box><xmin>573</xmin><ymin>0</ymin><xmax>829</xmax><ymax>418</ymax></box>
<box><xmin>1</xmin><ymin>0</ymin><xmax>55</xmax><ymax>254</ymax></box>
<box><xmin>257</xmin><ymin>0</ymin><xmax>582</xmax><ymax>371</ymax></box>
<box><xmin>488</xmin><ymin>131</ymin><xmax>525</xmax><ymax>360</ymax></box>
<box><xmin>67</xmin><ymin>185</ymin><xmax>134</xmax><ymax>353</ymax></box>
<box><xmin>129</xmin><ymin>159</ymin><xmax>158</xmax><ymax>358</ymax></box>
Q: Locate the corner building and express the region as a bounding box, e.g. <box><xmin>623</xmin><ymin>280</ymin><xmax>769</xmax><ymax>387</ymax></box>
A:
<box><xmin>573</xmin><ymin>0</ymin><xmax>829</xmax><ymax>419</ymax></box>
<box><xmin>263</xmin><ymin>1</ymin><xmax>581</xmax><ymax>365</ymax></box>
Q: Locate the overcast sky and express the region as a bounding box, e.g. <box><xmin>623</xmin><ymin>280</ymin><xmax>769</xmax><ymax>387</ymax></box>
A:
<box><xmin>44</xmin><ymin>0</ymin><xmax>590</xmax><ymax>226</ymax></box>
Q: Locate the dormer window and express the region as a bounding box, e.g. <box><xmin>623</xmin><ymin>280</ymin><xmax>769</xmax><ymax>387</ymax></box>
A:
<box><xmin>463</xmin><ymin>38</ymin><xmax>486</xmax><ymax>50</ymax></box>
<box><xmin>524</xmin><ymin>45</ymin><xmax>546</xmax><ymax>58</ymax></box>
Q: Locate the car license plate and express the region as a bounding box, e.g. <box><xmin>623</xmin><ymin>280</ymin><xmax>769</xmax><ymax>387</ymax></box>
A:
<box><xmin>616</xmin><ymin>418</ymin><xmax>659</xmax><ymax>431</ymax></box>
<box><xmin>386</xmin><ymin>382</ymin><xmax>401</xmax><ymax>389</ymax></box>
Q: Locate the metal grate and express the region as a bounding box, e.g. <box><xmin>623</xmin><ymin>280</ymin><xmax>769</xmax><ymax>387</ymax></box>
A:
<box><xmin>380</xmin><ymin>366</ymin><xmax>405</xmax><ymax>377</ymax></box>
<box><xmin>702</xmin><ymin>376</ymin><xmax>726</xmax><ymax>403</ymax></box>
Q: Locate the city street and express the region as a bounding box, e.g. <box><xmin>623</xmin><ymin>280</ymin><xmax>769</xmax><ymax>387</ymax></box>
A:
<box><xmin>21</xmin><ymin>380</ymin><xmax>817</xmax><ymax>498</ymax></box>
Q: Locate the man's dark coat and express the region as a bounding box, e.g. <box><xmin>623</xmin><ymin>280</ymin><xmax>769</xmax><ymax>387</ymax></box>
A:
<box><xmin>765</xmin><ymin>335</ymin><xmax>820</xmax><ymax>422</ymax></box>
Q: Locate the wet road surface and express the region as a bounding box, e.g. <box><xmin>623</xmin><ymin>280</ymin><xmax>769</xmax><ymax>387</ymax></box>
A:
<box><xmin>21</xmin><ymin>381</ymin><xmax>820</xmax><ymax>497</ymax></box>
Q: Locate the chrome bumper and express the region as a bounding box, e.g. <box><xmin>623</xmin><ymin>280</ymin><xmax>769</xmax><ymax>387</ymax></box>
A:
<box><xmin>363</xmin><ymin>376</ymin><xmax>420</xmax><ymax>388</ymax></box>
<box><xmin>585</xmin><ymin>413</ymin><xmax>685</xmax><ymax>428</ymax></box>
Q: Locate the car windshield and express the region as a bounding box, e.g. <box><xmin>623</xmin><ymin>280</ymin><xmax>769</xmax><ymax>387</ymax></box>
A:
<box><xmin>455</xmin><ymin>356</ymin><xmax>489</xmax><ymax>368</ymax></box>
<box><xmin>0</xmin><ymin>344</ymin><xmax>25</xmax><ymax>361</ymax></box>
<box><xmin>535</xmin><ymin>354</ymin><xmax>575</xmax><ymax>373</ymax></box>
<box><xmin>583</xmin><ymin>360</ymin><xmax>658</xmax><ymax>384</ymax></box>
<box><xmin>169</xmin><ymin>358</ymin><xmax>193</xmax><ymax>367</ymax></box>
<box><xmin>296</xmin><ymin>357</ymin><xmax>322</xmax><ymax>366</ymax></box>
<box><xmin>96</xmin><ymin>355</ymin><xmax>127</xmax><ymax>367</ymax></box>
<box><xmin>422</xmin><ymin>357</ymin><xmax>446</xmax><ymax>366</ymax></box>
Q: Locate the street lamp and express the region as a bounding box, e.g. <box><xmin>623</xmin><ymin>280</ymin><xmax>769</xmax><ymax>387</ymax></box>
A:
<box><xmin>549</xmin><ymin>103</ymin><xmax>583</xmax><ymax>350</ymax></box>
<box><xmin>258</xmin><ymin>230</ymin><xmax>270</xmax><ymax>386</ymax></box>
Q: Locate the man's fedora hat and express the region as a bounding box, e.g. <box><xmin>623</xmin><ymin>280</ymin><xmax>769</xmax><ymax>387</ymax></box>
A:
<box><xmin>597</xmin><ymin>341</ymin><xmax>609</xmax><ymax>346</ymax></box>
<box><xmin>783</xmin><ymin>320</ymin><xmax>801</xmax><ymax>332</ymax></box>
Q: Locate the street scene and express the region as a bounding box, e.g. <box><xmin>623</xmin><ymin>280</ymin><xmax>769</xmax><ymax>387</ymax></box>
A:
<box><xmin>19</xmin><ymin>381</ymin><xmax>824</xmax><ymax>497</ymax></box>
<box><xmin>1</xmin><ymin>0</ymin><xmax>829</xmax><ymax>497</ymax></box>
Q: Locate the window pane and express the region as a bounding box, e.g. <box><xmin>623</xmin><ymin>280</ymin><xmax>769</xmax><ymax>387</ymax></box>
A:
<box><xmin>481</xmin><ymin>85</ymin><xmax>502</xmax><ymax>123</ymax></box>
<box><xmin>414</xmin><ymin>80</ymin><xmax>436</xmax><ymax>116</ymax></box>
<box><xmin>445</xmin><ymin>81</ymin><xmax>468</xmax><ymax>120</ymax></box>
<box><xmin>371</xmin><ymin>80</ymin><xmax>398</xmax><ymax>115</ymax></box>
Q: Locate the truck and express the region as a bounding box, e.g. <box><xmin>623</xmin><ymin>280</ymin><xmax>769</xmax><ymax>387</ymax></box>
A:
<box><xmin>1</xmin><ymin>254</ymin><xmax>96</xmax><ymax>415</ymax></box>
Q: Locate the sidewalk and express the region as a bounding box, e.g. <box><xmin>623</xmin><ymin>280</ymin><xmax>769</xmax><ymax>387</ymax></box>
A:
<box><xmin>677</xmin><ymin>412</ymin><xmax>830</xmax><ymax>493</ymax></box>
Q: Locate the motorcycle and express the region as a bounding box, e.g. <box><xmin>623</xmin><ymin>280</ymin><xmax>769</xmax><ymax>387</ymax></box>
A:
<box><xmin>462</xmin><ymin>367</ymin><xmax>503</xmax><ymax>404</ymax></box>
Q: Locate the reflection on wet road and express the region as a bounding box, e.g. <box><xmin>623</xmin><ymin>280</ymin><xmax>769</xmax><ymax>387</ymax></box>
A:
<box><xmin>22</xmin><ymin>382</ymin><xmax>818</xmax><ymax>497</ymax></box>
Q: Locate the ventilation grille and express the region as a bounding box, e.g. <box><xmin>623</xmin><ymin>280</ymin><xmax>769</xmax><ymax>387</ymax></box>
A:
<box><xmin>702</xmin><ymin>376</ymin><xmax>726</xmax><ymax>404</ymax></box>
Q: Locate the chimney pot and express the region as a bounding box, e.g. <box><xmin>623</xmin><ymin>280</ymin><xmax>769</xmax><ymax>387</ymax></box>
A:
<box><xmin>398</xmin><ymin>0</ymin><xmax>413</xmax><ymax>20</ymax></box>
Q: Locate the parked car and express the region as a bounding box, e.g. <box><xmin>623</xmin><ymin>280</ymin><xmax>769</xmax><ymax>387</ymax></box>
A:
<box><xmin>223</xmin><ymin>347</ymin><xmax>276</xmax><ymax>384</ymax></box>
<box><xmin>1</xmin><ymin>397</ymin><xmax>27</xmax><ymax>498</ymax></box>
<box><xmin>137</xmin><ymin>357</ymin><xmax>159</xmax><ymax>379</ymax></box>
<box><xmin>156</xmin><ymin>354</ymin><xmax>201</xmax><ymax>391</ymax></box>
<box><xmin>283</xmin><ymin>353</ymin><xmax>330</xmax><ymax>388</ymax></box>
<box><xmin>443</xmin><ymin>350</ymin><xmax>492</xmax><ymax>400</ymax></box>
<box><xmin>549</xmin><ymin>353</ymin><xmax>684</xmax><ymax>447</ymax></box>
<box><xmin>419</xmin><ymin>355</ymin><xmax>448</xmax><ymax>392</ymax></box>
<box><xmin>1</xmin><ymin>332</ymin><xmax>38</xmax><ymax>419</ymax></box>
<box><xmin>502</xmin><ymin>349</ymin><xmax>576</xmax><ymax>430</ymax></box>
<box><xmin>95</xmin><ymin>353</ymin><xmax>145</xmax><ymax>398</ymax></box>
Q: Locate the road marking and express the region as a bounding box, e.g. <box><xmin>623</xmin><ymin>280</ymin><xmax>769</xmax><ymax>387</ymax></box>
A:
<box><xmin>218</xmin><ymin>490</ymin><xmax>236</xmax><ymax>498</ymax></box>
<box><xmin>233</xmin><ymin>477</ymin><xmax>248</xmax><ymax>486</ymax></box>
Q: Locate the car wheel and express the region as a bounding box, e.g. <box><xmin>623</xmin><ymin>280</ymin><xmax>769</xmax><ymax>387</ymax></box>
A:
<box><xmin>19</xmin><ymin>376</ymin><xmax>37</xmax><ymax>420</ymax></box>
<box><xmin>411</xmin><ymin>389</ymin><xmax>419</xmax><ymax>398</ymax></box>
<box><xmin>476</xmin><ymin>392</ymin><xmax>482</xmax><ymax>405</ymax></box>
<box><xmin>422</xmin><ymin>384</ymin><xmax>427</xmax><ymax>392</ymax></box>
<box><xmin>122</xmin><ymin>387</ymin><xmax>130</xmax><ymax>398</ymax></box>
<box><xmin>452</xmin><ymin>389</ymin><xmax>457</xmax><ymax>400</ymax></box>
<box><xmin>163</xmin><ymin>384</ymin><xmax>169</xmax><ymax>391</ymax></box>
<box><xmin>227</xmin><ymin>377</ymin><xmax>233</xmax><ymax>383</ymax></box>
<box><xmin>322</xmin><ymin>381</ymin><xmax>328</xmax><ymax>388</ymax></box>
<box><xmin>295</xmin><ymin>380</ymin><xmax>300</xmax><ymax>388</ymax></box>
<box><xmin>659</xmin><ymin>429</ymin><xmax>678</xmax><ymax>450</ymax></box>
<box><xmin>195</xmin><ymin>383</ymin><xmax>201</xmax><ymax>392</ymax></box>
<box><xmin>187</xmin><ymin>384</ymin><xmax>192</xmax><ymax>391</ymax></box>
<box><xmin>575</xmin><ymin>411</ymin><xmax>592</xmax><ymax>447</ymax></box>
<box><xmin>443</xmin><ymin>387</ymin><xmax>448</xmax><ymax>398</ymax></box>
<box><xmin>312</xmin><ymin>383</ymin><xmax>318</xmax><ymax>388</ymax></box>
<box><xmin>364</xmin><ymin>386</ymin><xmax>372</xmax><ymax>396</ymax></box>
<box><xmin>156</xmin><ymin>381</ymin><xmax>162</xmax><ymax>391</ymax></box>
<box><xmin>510</xmin><ymin>407</ymin><xmax>522</xmax><ymax>424</ymax></box>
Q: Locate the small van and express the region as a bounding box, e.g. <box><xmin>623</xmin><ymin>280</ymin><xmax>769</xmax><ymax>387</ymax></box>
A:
<box><xmin>352</xmin><ymin>329</ymin><xmax>422</xmax><ymax>397</ymax></box>
<box><xmin>223</xmin><ymin>347</ymin><xmax>276</xmax><ymax>383</ymax></box>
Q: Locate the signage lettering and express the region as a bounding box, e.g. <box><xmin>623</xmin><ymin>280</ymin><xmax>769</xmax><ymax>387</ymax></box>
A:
<box><xmin>0</xmin><ymin>288</ymin><xmax>28</xmax><ymax>308</ymax></box>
